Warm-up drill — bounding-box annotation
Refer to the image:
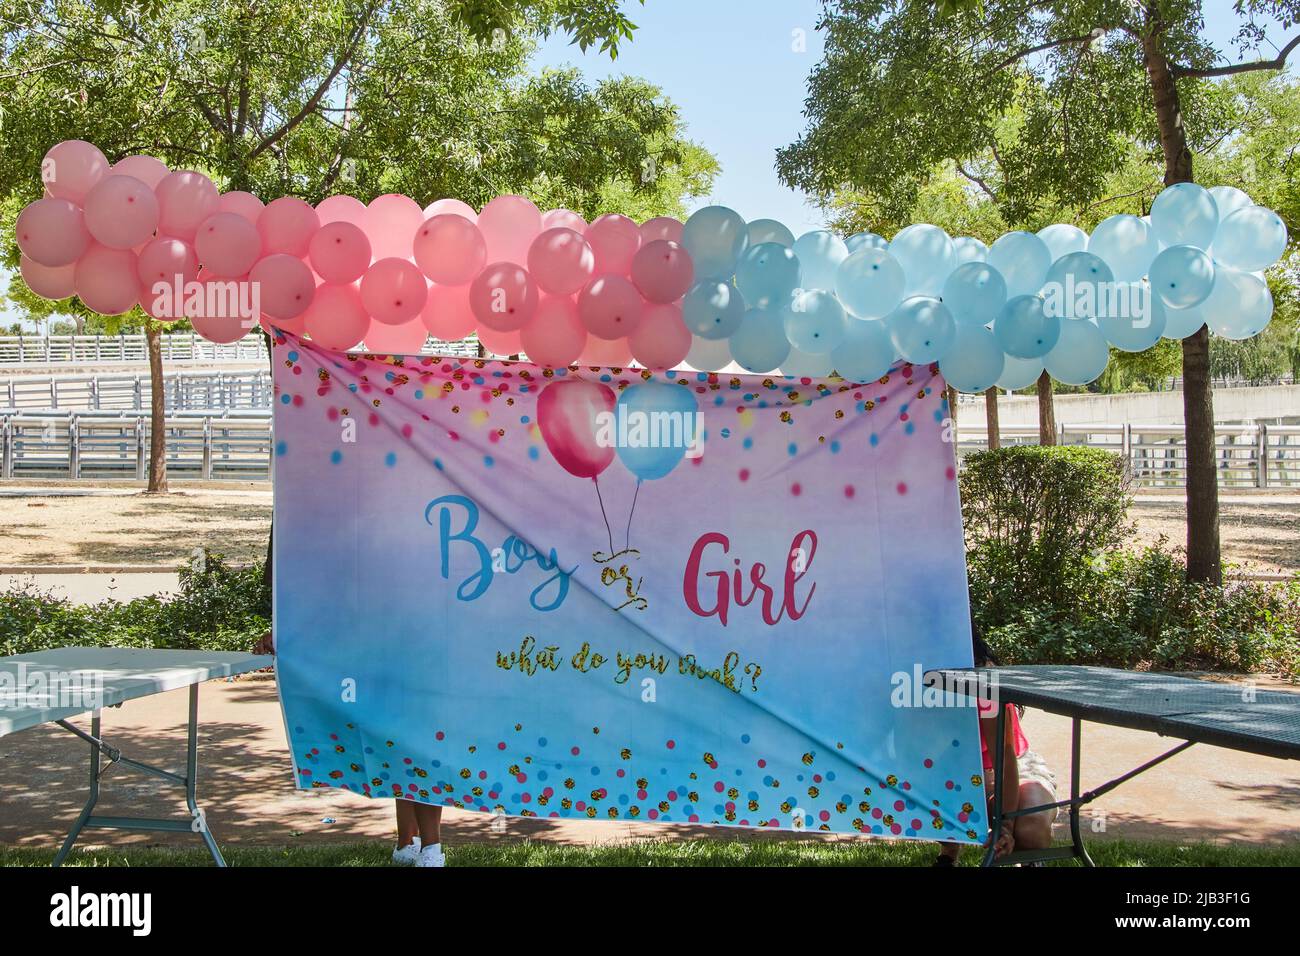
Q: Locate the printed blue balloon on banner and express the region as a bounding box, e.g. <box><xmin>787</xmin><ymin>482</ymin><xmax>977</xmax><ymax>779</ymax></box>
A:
<box><xmin>831</xmin><ymin>315</ymin><xmax>895</xmax><ymax>382</ymax></box>
<box><xmin>784</xmin><ymin>289</ymin><xmax>848</xmax><ymax>354</ymax></box>
<box><xmin>1087</xmin><ymin>214</ymin><xmax>1160</xmax><ymax>282</ymax></box>
<box><xmin>682</xmin><ymin>278</ymin><xmax>746</xmax><ymax>339</ymax></box>
<box><xmin>1212</xmin><ymin>206</ymin><xmax>1288</xmax><ymax>273</ymax></box>
<box><xmin>987</xmin><ymin>230</ymin><xmax>1052</xmax><ymax>298</ymax></box>
<box><xmin>1203</xmin><ymin>268</ymin><xmax>1274</xmax><ymax>340</ymax></box>
<box><xmin>735</xmin><ymin>242</ymin><xmax>801</xmax><ymax>310</ymax></box>
<box><xmin>952</xmin><ymin>236</ymin><xmax>989</xmax><ymax>264</ymax></box>
<box><xmin>942</xmin><ymin>261</ymin><xmax>1007</xmax><ymax>326</ymax></box>
<box><xmin>747</xmin><ymin>218</ymin><xmax>796</xmax><ymax>248</ymax></box>
<box><xmin>729</xmin><ymin>307</ymin><xmax>791</xmax><ymax>372</ymax></box>
<box><xmin>889</xmin><ymin>224</ymin><xmax>956</xmax><ymax>297</ymax></box>
<box><xmin>835</xmin><ymin>248</ymin><xmax>905</xmax><ymax>319</ymax></box>
<box><xmin>792</xmin><ymin>230</ymin><xmax>850</xmax><ymax>290</ymax></box>
<box><xmin>1045</xmin><ymin>318</ymin><xmax>1109</xmax><ymax>386</ymax></box>
<box><xmin>1099</xmin><ymin>281</ymin><xmax>1166</xmax><ymax>352</ymax></box>
<box><xmin>780</xmin><ymin>346</ymin><xmax>835</xmax><ymax>377</ymax></box>
<box><xmin>994</xmin><ymin>294</ymin><xmax>1060</xmax><ymax>359</ymax></box>
<box><xmin>1150</xmin><ymin>182</ymin><xmax>1219</xmax><ymax>249</ymax></box>
<box><xmin>681</xmin><ymin>205</ymin><xmax>749</xmax><ymax>278</ymax></box>
<box><xmin>1161</xmin><ymin>302</ymin><xmax>1206</xmax><ymax>340</ymax></box>
<box><xmin>1038</xmin><ymin>223</ymin><xmax>1088</xmax><ymax>261</ymax></box>
<box><xmin>887</xmin><ymin>296</ymin><xmax>956</xmax><ymax>365</ymax></box>
<box><xmin>1148</xmin><ymin>245</ymin><xmax>1215</xmax><ymax>308</ymax></box>
<box><xmin>939</xmin><ymin>323</ymin><xmax>1005</xmax><ymax>393</ymax></box>
<box><xmin>846</xmin><ymin>231</ymin><xmax>888</xmax><ymax>253</ymax></box>
<box><xmin>996</xmin><ymin>354</ymin><xmax>1045</xmax><ymax>391</ymax></box>
<box><xmin>1207</xmin><ymin>185</ymin><xmax>1253</xmax><ymax>222</ymax></box>
<box><xmin>614</xmin><ymin>380</ymin><xmax>700</xmax><ymax>481</ymax></box>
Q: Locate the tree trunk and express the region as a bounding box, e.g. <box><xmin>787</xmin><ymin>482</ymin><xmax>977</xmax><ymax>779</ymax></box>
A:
<box><xmin>984</xmin><ymin>386</ymin><xmax>1001</xmax><ymax>450</ymax></box>
<box><xmin>1037</xmin><ymin>371</ymin><xmax>1056</xmax><ymax>445</ymax></box>
<box><xmin>1142</xmin><ymin>11</ymin><xmax>1221</xmax><ymax>584</ymax></box>
<box><xmin>261</xmin><ymin>327</ymin><xmax>274</xmax><ymax>614</ymax></box>
<box><xmin>945</xmin><ymin>384</ymin><xmax>959</xmax><ymax>426</ymax></box>
<box><xmin>145</xmin><ymin>321</ymin><xmax>168</xmax><ymax>493</ymax></box>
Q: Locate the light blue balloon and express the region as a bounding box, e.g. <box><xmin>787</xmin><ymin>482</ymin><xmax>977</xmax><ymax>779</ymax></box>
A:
<box><xmin>1043</xmin><ymin>252</ymin><xmax>1114</xmax><ymax>320</ymax></box>
<box><xmin>1150</xmin><ymin>182</ymin><xmax>1218</xmax><ymax>249</ymax></box>
<box><xmin>747</xmin><ymin>218</ymin><xmax>796</xmax><ymax>248</ymax></box>
<box><xmin>994</xmin><ymin>295</ymin><xmax>1060</xmax><ymax>359</ymax></box>
<box><xmin>1148</xmin><ymin>245</ymin><xmax>1215</xmax><ymax>308</ymax></box>
<box><xmin>1207</xmin><ymin>185</ymin><xmax>1252</xmax><ymax>221</ymax></box>
<box><xmin>940</xmin><ymin>323</ymin><xmax>1005</xmax><ymax>393</ymax></box>
<box><xmin>614</xmin><ymin>381</ymin><xmax>700</xmax><ymax>481</ymax></box>
<box><xmin>783</xmin><ymin>289</ymin><xmax>847</xmax><ymax>354</ymax></box>
<box><xmin>1213</xmin><ymin>206</ymin><xmax>1288</xmax><ymax>272</ymax></box>
<box><xmin>1038</xmin><ymin>223</ymin><xmax>1088</xmax><ymax>261</ymax></box>
<box><xmin>1099</xmin><ymin>281</ymin><xmax>1167</xmax><ymax>351</ymax></box>
<box><xmin>942</xmin><ymin>261</ymin><xmax>1007</xmax><ymax>326</ymax></box>
<box><xmin>735</xmin><ymin>242</ymin><xmax>801</xmax><ymax>310</ymax></box>
<box><xmin>1087</xmin><ymin>214</ymin><xmax>1160</xmax><ymax>282</ymax></box>
<box><xmin>996</xmin><ymin>354</ymin><xmax>1044</xmax><ymax>391</ymax></box>
<box><xmin>835</xmin><ymin>248</ymin><xmax>905</xmax><ymax>319</ymax></box>
<box><xmin>729</xmin><ymin>307</ymin><xmax>791</xmax><ymax>372</ymax></box>
<box><xmin>1203</xmin><ymin>268</ymin><xmax>1274</xmax><ymax>340</ymax></box>
<box><xmin>779</xmin><ymin>347</ymin><xmax>835</xmax><ymax>377</ymax></box>
<box><xmin>987</xmin><ymin>230</ymin><xmax>1052</xmax><ymax>298</ymax></box>
<box><xmin>682</xmin><ymin>279</ymin><xmax>746</xmax><ymax>339</ymax></box>
<box><xmin>952</xmin><ymin>236</ymin><xmax>989</xmax><ymax>265</ymax></box>
<box><xmin>681</xmin><ymin>206</ymin><xmax>749</xmax><ymax>279</ymax></box>
<box><xmin>1161</xmin><ymin>302</ymin><xmax>1206</xmax><ymax>340</ymax></box>
<box><xmin>889</xmin><ymin>224</ymin><xmax>956</xmax><ymax>297</ymax></box>
<box><xmin>792</xmin><ymin>230</ymin><xmax>849</xmax><ymax>290</ymax></box>
<box><xmin>685</xmin><ymin>335</ymin><xmax>732</xmax><ymax>371</ymax></box>
<box><xmin>846</xmin><ymin>231</ymin><xmax>888</xmax><ymax>253</ymax></box>
<box><xmin>1045</xmin><ymin>318</ymin><xmax>1109</xmax><ymax>386</ymax></box>
<box><xmin>832</xmin><ymin>316</ymin><xmax>895</xmax><ymax>382</ymax></box>
<box><xmin>887</xmin><ymin>296</ymin><xmax>956</xmax><ymax>364</ymax></box>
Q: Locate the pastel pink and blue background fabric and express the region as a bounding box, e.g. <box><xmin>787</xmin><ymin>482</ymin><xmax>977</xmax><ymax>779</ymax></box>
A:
<box><xmin>272</xmin><ymin>331</ymin><xmax>986</xmax><ymax>840</ymax></box>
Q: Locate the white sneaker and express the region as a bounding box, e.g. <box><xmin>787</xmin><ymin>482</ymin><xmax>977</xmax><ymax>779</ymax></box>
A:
<box><xmin>416</xmin><ymin>844</ymin><xmax>446</xmax><ymax>868</ymax></box>
<box><xmin>392</xmin><ymin>837</ymin><xmax>421</xmax><ymax>865</ymax></box>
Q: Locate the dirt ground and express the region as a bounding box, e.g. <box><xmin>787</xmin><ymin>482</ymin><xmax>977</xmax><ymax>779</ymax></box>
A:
<box><xmin>1130</xmin><ymin>496</ymin><xmax>1300</xmax><ymax>576</ymax></box>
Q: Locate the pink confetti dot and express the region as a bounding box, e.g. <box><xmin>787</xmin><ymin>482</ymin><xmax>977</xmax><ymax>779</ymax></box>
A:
<box><xmin>946</xmin><ymin>466</ymin><xmax>956</xmax><ymax>481</ymax></box>
<box><xmin>844</xmin><ymin>485</ymin><xmax>855</xmax><ymax>498</ymax></box>
<box><xmin>791</xmin><ymin>483</ymin><xmax>802</xmax><ymax>496</ymax></box>
<box><xmin>896</xmin><ymin>482</ymin><xmax>908</xmax><ymax>495</ymax></box>
<box><xmin>738</xmin><ymin>468</ymin><xmax>750</xmax><ymax>482</ymax></box>
<box><xmin>666</xmin><ymin>739</ymin><xmax>676</xmax><ymax>749</ymax></box>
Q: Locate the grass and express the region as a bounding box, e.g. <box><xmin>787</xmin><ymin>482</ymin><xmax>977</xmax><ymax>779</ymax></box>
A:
<box><xmin>4</xmin><ymin>838</ymin><xmax>1299</xmax><ymax>867</ymax></box>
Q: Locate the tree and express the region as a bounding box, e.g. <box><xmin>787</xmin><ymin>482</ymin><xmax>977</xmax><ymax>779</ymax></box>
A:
<box><xmin>779</xmin><ymin>0</ymin><xmax>1300</xmax><ymax>585</ymax></box>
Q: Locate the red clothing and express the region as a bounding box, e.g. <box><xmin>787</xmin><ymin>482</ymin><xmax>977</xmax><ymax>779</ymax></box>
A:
<box><xmin>977</xmin><ymin>699</ymin><xmax>1029</xmax><ymax>771</ymax></box>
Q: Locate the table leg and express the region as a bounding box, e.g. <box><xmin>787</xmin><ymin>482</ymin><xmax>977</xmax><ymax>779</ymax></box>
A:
<box><xmin>1069</xmin><ymin>717</ymin><xmax>1096</xmax><ymax>867</ymax></box>
<box><xmin>52</xmin><ymin>709</ymin><xmax>101</xmax><ymax>868</ymax></box>
<box><xmin>186</xmin><ymin>684</ymin><xmax>226</xmax><ymax>867</ymax></box>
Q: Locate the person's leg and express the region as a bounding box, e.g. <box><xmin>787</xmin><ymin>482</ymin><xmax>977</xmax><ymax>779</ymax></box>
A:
<box><xmin>395</xmin><ymin>799</ymin><xmax>419</xmax><ymax>848</ymax></box>
<box><xmin>415</xmin><ymin>805</ymin><xmax>443</xmax><ymax>849</ymax></box>
<box><xmin>1012</xmin><ymin>781</ymin><xmax>1055</xmax><ymax>850</ymax></box>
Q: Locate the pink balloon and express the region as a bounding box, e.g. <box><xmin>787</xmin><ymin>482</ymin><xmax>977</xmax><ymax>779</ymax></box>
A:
<box><xmin>82</xmin><ymin>175</ymin><xmax>159</xmax><ymax>249</ymax></box>
<box><xmin>364</xmin><ymin>318</ymin><xmax>429</xmax><ymax>355</ymax></box>
<box><xmin>309</xmin><ymin>221</ymin><xmax>372</xmax><ymax>283</ymax></box>
<box><xmin>413</xmin><ymin>215</ymin><xmax>487</xmax><ymax>285</ymax></box>
<box><xmin>19</xmin><ymin>255</ymin><xmax>75</xmax><ymax>300</ymax></box>
<box><xmin>261</xmin><ymin>310</ymin><xmax>307</xmax><ymax>337</ymax></box>
<box><xmin>423</xmin><ymin>198</ymin><xmax>477</xmax><ymax>223</ymax></box>
<box><xmin>477</xmin><ymin>325</ymin><xmax>524</xmax><ymax>357</ymax></box>
<box><xmin>577</xmin><ymin>274</ymin><xmax>644</xmax><ymax>340</ymax></box>
<box><xmin>469</xmin><ymin>262</ymin><xmax>539</xmax><ymax>331</ymax></box>
<box><xmin>520</xmin><ymin>294</ymin><xmax>588</xmax><ymax>368</ymax></box>
<box><xmin>578</xmin><ymin>335</ymin><xmax>633</xmax><ymax>368</ymax></box>
<box><xmin>317</xmin><ymin>194</ymin><xmax>371</xmax><ymax>229</ymax></box>
<box><xmin>192</xmin><ymin>309</ymin><xmax>249</xmax><ymax>345</ymax></box>
<box><xmin>195</xmin><ymin>212</ymin><xmax>262</xmax><ymax>277</ymax></box>
<box><xmin>219</xmin><ymin>190</ymin><xmax>265</xmax><ymax>222</ymax></box>
<box><xmin>543</xmin><ymin>208</ymin><xmax>587</xmax><ymax>233</ymax></box>
<box><xmin>366</xmin><ymin>194</ymin><xmax>424</xmax><ymax>260</ymax></box>
<box><xmin>629</xmin><ymin>302</ymin><xmax>692</xmax><ymax>369</ymax></box>
<box><xmin>137</xmin><ymin>237</ymin><xmax>200</xmax><ymax>293</ymax></box>
<box><xmin>585</xmin><ymin>213</ymin><xmax>642</xmax><ymax>274</ymax></box>
<box><xmin>304</xmin><ymin>282</ymin><xmax>369</xmax><ymax>350</ymax></box>
<box><xmin>15</xmin><ymin>198</ymin><xmax>90</xmax><ymax>266</ymax></box>
<box><xmin>74</xmin><ymin>243</ymin><xmax>139</xmax><ymax>315</ymax></box>
<box><xmin>111</xmin><ymin>155</ymin><xmax>169</xmax><ymax>191</ymax></box>
<box><xmin>527</xmin><ymin>227</ymin><xmax>595</xmax><ymax>295</ymax></box>
<box><xmin>537</xmin><ymin>379</ymin><xmax>617</xmax><ymax>478</ymax></box>
<box><xmin>360</xmin><ymin>257</ymin><xmax>429</xmax><ymax>326</ymax></box>
<box><xmin>155</xmin><ymin>171</ymin><xmax>220</xmax><ymax>241</ymax></box>
<box><xmin>478</xmin><ymin>195</ymin><xmax>542</xmax><ymax>264</ymax></box>
<box><xmin>42</xmin><ymin>140</ymin><xmax>108</xmax><ymax>204</ymax></box>
<box><xmin>249</xmin><ymin>253</ymin><xmax>315</xmax><ymax>319</ymax></box>
<box><xmin>630</xmin><ymin>239</ymin><xmax>695</xmax><ymax>303</ymax></box>
<box><xmin>258</xmin><ymin>196</ymin><xmax>320</xmax><ymax>258</ymax></box>
<box><xmin>420</xmin><ymin>284</ymin><xmax>477</xmax><ymax>341</ymax></box>
<box><xmin>641</xmin><ymin>216</ymin><xmax>684</xmax><ymax>244</ymax></box>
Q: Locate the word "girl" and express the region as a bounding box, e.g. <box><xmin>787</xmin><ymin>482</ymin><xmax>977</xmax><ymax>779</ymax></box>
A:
<box><xmin>683</xmin><ymin>530</ymin><xmax>817</xmax><ymax>626</ymax></box>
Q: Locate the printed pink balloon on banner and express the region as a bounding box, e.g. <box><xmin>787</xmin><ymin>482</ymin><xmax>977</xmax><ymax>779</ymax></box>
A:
<box><xmin>641</xmin><ymin>216</ymin><xmax>684</xmax><ymax>244</ymax></box>
<box><xmin>258</xmin><ymin>196</ymin><xmax>320</xmax><ymax>258</ymax></box>
<box><xmin>579</xmin><ymin>334</ymin><xmax>633</xmax><ymax>367</ymax></box>
<box><xmin>421</xmin><ymin>283</ymin><xmax>478</xmax><ymax>341</ymax></box>
<box><xmin>19</xmin><ymin>255</ymin><xmax>75</xmax><ymax>300</ymax></box>
<box><xmin>360</xmin><ymin>257</ymin><xmax>429</xmax><ymax>325</ymax></box>
<box><xmin>413</xmin><ymin>214</ymin><xmax>487</xmax><ymax>285</ymax></box>
<box><xmin>74</xmin><ymin>243</ymin><xmax>140</xmax><ymax>315</ymax></box>
<box><xmin>586</xmin><ymin>213</ymin><xmax>642</xmax><ymax>275</ymax></box>
<box><xmin>83</xmin><ymin>175</ymin><xmax>159</xmax><ymax>249</ymax></box>
<box><xmin>542</xmin><ymin>208</ymin><xmax>587</xmax><ymax>233</ymax></box>
<box><xmin>111</xmin><ymin>155</ymin><xmax>169</xmax><ymax>191</ymax></box>
<box><xmin>155</xmin><ymin>171</ymin><xmax>221</xmax><ymax>241</ymax></box>
<box><xmin>577</xmin><ymin>274</ymin><xmax>644</xmax><ymax>339</ymax></box>
<box><xmin>366</xmin><ymin>194</ymin><xmax>424</xmax><ymax>260</ymax></box>
<box><xmin>192</xmin><ymin>309</ymin><xmax>249</xmax><ymax>345</ymax></box>
<box><xmin>527</xmin><ymin>227</ymin><xmax>595</xmax><ymax>295</ymax></box>
<box><xmin>477</xmin><ymin>194</ymin><xmax>542</xmax><ymax>264</ymax></box>
<box><xmin>317</xmin><ymin>194</ymin><xmax>371</xmax><ymax>229</ymax></box>
<box><xmin>364</xmin><ymin>318</ymin><xmax>428</xmax><ymax>355</ymax></box>
<box><xmin>43</xmin><ymin>140</ymin><xmax>108</xmax><ymax>204</ymax></box>
<box><xmin>304</xmin><ymin>282</ymin><xmax>369</xmax><ymax>350</ymax></box>
<box><xmin>309</xmin><ymin>221</ymin><xmax>372</xmax><ymax>284</ymax></box>
<box><xmin>520</xmin><ymin>294</ymin><xmax>588</xmax><ymax>367</ymax></box>
<box><xmin>250</xmin><ymin>253</ymin><xmax>315</xmax><ymax>320</ymax></box>
<box><xmin>476</xmin><ymin>324</ymin><xmax>524</xmax><ymax>357</ymax></box>
<box><xmin>423</xmin><ymin>198</ymin><xmax>478</xmax><ymax>223</ymax></box>
<box><xmin>469</xmin><ymin>262</ymin><xmax>539</xmax><ymax>331</ymax></box>
<box><xmin>537</xmin><ymin>379</ymin><xmax>617</xmax><ymax>478</ymax></box>
<box><xmin>15</xmin><ymin>198</ymin><xmax>90</xmax><ymax>267</ymax></box>
<box><xmin>630</xmin><ymin>239</ymin><xmax>694</xmax><ymax>303</ymax></box>
<box><xmin>629</xmin><ymin>302</ymin><xmax>692</xmax><ymax>369</ymax></box>
<box><xmin>195</xmin><ymin>212</ymin><xmax>262</xmax><ymax>277</ymax></box>
<box><xmin>219</xmin><ymin>190</ymin><xmax>265</xmax><ymax>222</ymax></box>
<box><xmin>137</xmin><ymin>237</ymin><xmax>200</xmax><ymax>292</ymax></box>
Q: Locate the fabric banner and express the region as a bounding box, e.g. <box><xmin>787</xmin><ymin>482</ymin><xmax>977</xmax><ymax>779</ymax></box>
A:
<box><xmin>272</xmin><ymin>331</ymin><xmax>985</xmax><ymax>840</ymax></box>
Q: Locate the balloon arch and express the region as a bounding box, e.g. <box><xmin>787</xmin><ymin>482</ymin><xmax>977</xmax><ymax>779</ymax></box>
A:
<box><xmin>15</xmin><ymin>140</ymin><xmax>1290</xmax><ymax>389</ymax></box>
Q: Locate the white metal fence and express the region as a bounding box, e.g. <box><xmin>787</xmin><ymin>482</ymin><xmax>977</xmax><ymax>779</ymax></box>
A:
<box><xmin>0</xmin><ymin>332</ymin><xmax>267</xmax><ymax>365</ymax></box>
<box><xmin>1</xmin><ymin>369</ymin><xmax>272</xmax><ymax>413</ymax></box>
